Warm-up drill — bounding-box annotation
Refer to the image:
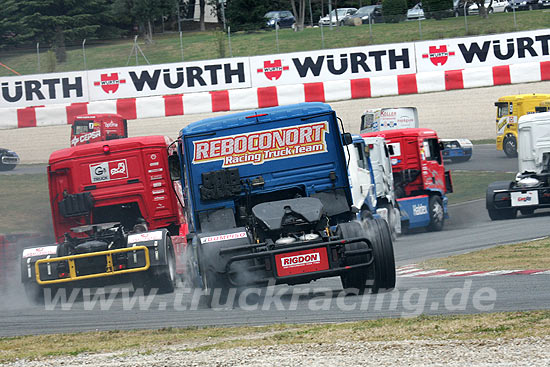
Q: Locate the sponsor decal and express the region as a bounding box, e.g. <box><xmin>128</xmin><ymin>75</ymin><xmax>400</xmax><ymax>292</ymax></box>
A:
<box><xmin>71</xmin><ymin>130</ymin><xmax>101</xmax><ymax>146</ymax></box>
<box><xmin>201</xmin><ymin>232</ymin><xmax>247</xmax><ymax>244</ymax></box>
<box><xmin>152</xmin><ymin>189</ymin><xmax>165</xmax><ymax>195</ymax></box>
<box><xmin>93</xmin><ymin>73</ymin><xmax>126</xmax><ymax>94</ymax></box>
<box><xmin>153</xmin><ymin>195</ymin><xmax>167</xmax><ymax>201</ymax></box>
<box><xmin>0</xmin><ymin>74</ymin><xmax>85</xmax><ymax>107</ymax></box>
<box><xmin>103</xmin><ymin>121</ymin><xmax>118</xmax><ymax>128</ymax></box>
<box><xmin>413</xmin><ymin>204</ymin><xmax>428</xmax><ymax>216</ymax></box>
<box><xmin>192</xmin><ymin>122</ymin><xmax>329</xmax><ymax>168</ymax></box>
<box><xmin>127</xmin><ymin>231</ymin><xmax>163</xmax><ymax>243</ymax></box>
<box><xmin>422</xmin><ymin>45</ymin><xmax>456</xmax><ymax>66</ymax></box>
<box><xmin>257</xmin><ymin>60</ymin><xmax>290</xmax><ymax>81</ymax></box>
<box><xmin>275</xmin><ymin>248</ymin><xmax>329</xmax><ymax>277</ymax></box>
<box><xmin>511</xmin><ymin>191</ymin><xmax>539</xmax><ymax>207</ymax></box>
<box><xmin>280</xmin><ymin>253</ymin><xmax>321</xmax><ymax>268</ymax></box>
<box><xmin>148</xmin><ymin>168</ymin><xmax>163</xmax><ymax>173</ymax></box>
<box><xmin>89</xmin><ymin>159</ymin><xmax>129</xmax><ymax>183</ymax></box>
<box><xmin>22</xmin><ymin>246</ymin><xmax>58</xmax><ymax>258</ymax></box>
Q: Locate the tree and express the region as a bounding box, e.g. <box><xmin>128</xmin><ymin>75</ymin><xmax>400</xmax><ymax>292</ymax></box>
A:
<box><xmin>382</xmin><ymin>0</ymin><xmax>407</xmax><ymax>23</ymax></box>
<box><xmin>225</xmin><ymin>0</ymin><xmax>269</xmax><ymax>31</ymax></box>
<box><xmin>290</xmin><ymin>0</ymin><xmax>306</xmax><ymax>31</ymax></box>
<box><xmin>12</xmin><ymin>0</ymin><xmax>116</xmax><ymax>62</ymax></box>
<box><xmin>113</xmin><ymin>0</ymin><xmax>172</xmax><ymax>42</ymax></box>
<box><xmin>473</xmin><ymin>0</ymin><xmax>492</xmax><ymax>18</ymax></box>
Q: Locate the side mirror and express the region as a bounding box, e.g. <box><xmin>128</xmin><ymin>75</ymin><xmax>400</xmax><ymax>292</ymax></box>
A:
<box><xmin>387</xmin><ymin>145</ymin><xmax>395</xmax><ymax>156</ymax></box>
<box><xmin>342</xmin><ymin>133</ymin><xmax>353</xmax><ymax>146</ymax></box>
<box><xmin>439</xmin><ymin>142</ymin><xmax>445</xmax><ymax>151</ymax></box>
<box><xmin>168</xmin><ymin>153</ymin><xmax>181</xmax><ymax>181</ymax></box>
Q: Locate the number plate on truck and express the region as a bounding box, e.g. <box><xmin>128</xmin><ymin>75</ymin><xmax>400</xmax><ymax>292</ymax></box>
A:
<box><xmin>511</xmin><ymin>191</ymin><xmax>538</xmax><ymax>207</ymax></box>
<box><xmin>275</xmin><ymin>248</ymin><xmax>329</xmax><ymax>277</ymax></box>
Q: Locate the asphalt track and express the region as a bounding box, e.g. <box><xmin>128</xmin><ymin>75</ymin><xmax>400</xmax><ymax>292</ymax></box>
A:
<box><xmin>1</xmin><ymin>159</ymin><xmax>550</xmax><ymax>337</ymax></box>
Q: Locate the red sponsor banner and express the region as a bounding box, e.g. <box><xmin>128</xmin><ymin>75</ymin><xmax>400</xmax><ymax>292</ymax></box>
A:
<box><xmin>275</xmin><ymin>247</ymin><xmax>329</xmax><ymax>277</ymax></box>
<box><xmin>192</xmin><ymin>121</ymin><xmax>329</xmax><ymax>168</ymax></box>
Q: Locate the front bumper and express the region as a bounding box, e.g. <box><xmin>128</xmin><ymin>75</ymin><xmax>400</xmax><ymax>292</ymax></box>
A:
<box><xmin>34</xmin><ymin>246</ymin><xmax>150</xmax><ymax>285</ymax></box>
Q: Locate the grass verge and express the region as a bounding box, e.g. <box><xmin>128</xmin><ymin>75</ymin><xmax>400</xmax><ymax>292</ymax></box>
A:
<box><xmin>1</xmin><ymin>11</ymin><xmax>549</xmax><ymax>76</ymax></box>
<box><xmin>446</xmin><ymin>171</ymin><xmax>515</xmax><ymax>205</ymax></box>
<box><xmin>0</xmin><ymin>173</ymin><xmax>52</xmax><ymax>234</ymax></box>
<box><xmin>1</xmin><ymin>311</ymin><xmax>549</xmax><ymax>362</ymax></box>
<box><xmin>0</xmin><ymin>170</ymin><xmax>513</xmax><ymax>233</ymax></box>
<box><xmin>420</xmin><ymin>237</ymin><xmax>550</xmax><ymax>271</ymax></box>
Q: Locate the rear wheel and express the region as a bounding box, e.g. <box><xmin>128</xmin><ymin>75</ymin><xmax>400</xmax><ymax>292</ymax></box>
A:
<box><xmin>520</xmin><ymin>208</ymin><xmax>535</xmax><ymax>216</ymax></box>
<box><xmin>363</xmin><ymin>218</ymin><xmax>396</xmax><ymax>293</ymax></box>
<box><xmin>488</xmin><ymin>208</ymin><xmax>517</xmax><ymax>220</ymax></box>
<box><xmin>338</xmin><ymin>222</ymin><xmax>370</xmax><ymax>294</ymax></box>
<box><xmin>427</xmin><ymin>195</ymin><xmax>445</xmax><ymax>232</ymax></box>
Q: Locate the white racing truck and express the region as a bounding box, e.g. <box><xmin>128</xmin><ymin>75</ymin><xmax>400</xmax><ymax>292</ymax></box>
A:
<box><xmin>346</xmin><ymin>135</ymin><xmax>401</xmax><ymax>238</ymax></box>
<box><xmin>486</xmin><ymin>111</ymin><xmax>550</xmax><ymax>220</ymax></box>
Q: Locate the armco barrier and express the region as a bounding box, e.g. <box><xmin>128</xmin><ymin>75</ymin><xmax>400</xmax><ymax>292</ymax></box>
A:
<box><xmin>1</xmin><ymin>60</ymin><xmax>549</xmax><ymax>129</ymax></box>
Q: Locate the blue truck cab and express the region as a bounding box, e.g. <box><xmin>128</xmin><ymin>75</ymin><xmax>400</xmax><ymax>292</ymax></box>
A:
<box><xmin>176</xmin><ymin>103</ymin><xmax>395</xmax><ymax>306</ymax></box>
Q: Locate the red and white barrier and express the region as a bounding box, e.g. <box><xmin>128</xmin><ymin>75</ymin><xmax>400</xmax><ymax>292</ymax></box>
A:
<box><xmin>1</xmin><ymin>60</ymin><xmax>549</xmax><ymax>129</ymax></box>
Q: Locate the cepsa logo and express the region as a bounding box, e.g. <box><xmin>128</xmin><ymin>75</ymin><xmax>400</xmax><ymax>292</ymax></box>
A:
<box><xmin>90</xmin><ymin>159</ymin><xmax>129</xmax><ymax>183</ymax></box>
<box><xmin>93</xmin><ymin>73</ymin><xmax>126</xmax><ymax>94</ymax></box>
<box><xmin>257</xmin><ymin>60</ymin><xmax>290</xmax><ymax>81</ymax></box>
<box><xmin>422</xmin><ymin>45</ymin><xmax>456</xmax><ymax>66</ymax></box>
<box><xmin>192</xmin><ymin>122</ymin><xmax>329</xmax><ymax>168</ymax></box>
<box><xmin>71</xmin><ymin>130</ymin><xmax>101</xmax><ymax>146</ymax></box>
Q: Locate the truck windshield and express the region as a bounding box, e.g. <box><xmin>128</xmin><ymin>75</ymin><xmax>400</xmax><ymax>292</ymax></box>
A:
<box><xmin>73</xmin><ymin>121</ymin><xmax>94</xmax><ymax>134</ymax></box>
<box><xmin>495</xmin><ymin>103</ymin><xmax>509</xmax><ymax>118</ymax></box>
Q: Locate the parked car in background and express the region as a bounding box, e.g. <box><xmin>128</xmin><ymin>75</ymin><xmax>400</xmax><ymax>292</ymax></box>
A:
<box><xmin>265</xmin><ymin>10</ymin><xmax>295</xmax><ymax>28</ymax></box>
<box><xmin>468</xmin><ymin>0</ymin><xmax>507</xmax><ymax>13</ymax></box>
<box><xmin>345</xmin><ymin>5</ymin><xmax>384</xmax><ymax>24</ymax></box>
<box><xmin>319</xmin><ymin>8</ymin><xmax>357</xmax><ymax>26</ymax></box>
<box><xmin>539</xmin><ymin>0</ymin><xmax>550</xmax><ymax>8</ymax></box>
<box><xmin>453</xmin><ymin>0</ymin><xmax>474</xmax><ymax>16</ymax></box>
<box><xmin>505</xmin><ymin>0</ymin><xmax>539</xmax><ymax>11</ymax></box>
<box><xmin>407</xmin><ymin>3</ymin><xmax>425</xmax><ymax>20</ymax></box>
<box><xmin>0</xmin><ymin>148</ymin><xmax>19</xmax><ymax>171</ymax></box>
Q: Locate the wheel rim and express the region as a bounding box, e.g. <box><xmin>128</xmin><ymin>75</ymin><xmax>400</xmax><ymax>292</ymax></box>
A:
<box><xmin>168</xmin><ymin>253</ymin><xmax>176</xmax><ymax>283</ymax></box>
<box><xmin>433</xmin><ymin>201</ymin><xmax>444</xmax><ymax>224</ymax></box>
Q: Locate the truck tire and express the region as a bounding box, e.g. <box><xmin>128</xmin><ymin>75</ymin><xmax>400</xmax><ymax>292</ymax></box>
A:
<box><xmin>338</xmin><ymin>221</ymin><xmax>370</xmax><ymax>294</ymax></box>
<box><xmin>378</xmin><ymin>203</ymin><xmax>399</xmax><ymax>240</ymax></box>
<box><xmin>503</xmin><ymin>136</ymin><xmax>518</xmax><ymax>158</ymax></box>
<box><xmin>150</xmin><ymin>238</ymin><xmax>177</xmax><ymax>294</ymax></box>
<box><xmin>486</xmin><ymin>181</ymin><xmax>517</xmax><ymax>221</ymax></box>
<box><xmin>427</xmin><ymin>195</ymin><xmax>445</xmax><ymax>232</ymax></box>
<box><xmin>133</xmin><ymin>238</ymin><xmax>177</xmax><ymax>295</ymax></box>
<box><xmin>488</xmin><ymin>208</ymin><xmax>517</xmax><ymax>220</ymax></box>
<box><xmin>363</xmin><ymin>218</ymin><xmax>396</xmax><ymax>293</ymax></box>
<box><xmin>520</xmin><ymin>208</ymin><xmax>535</xmax><ymax>216</ymax></box>
<box><xmin>24</xmin><ymin>282</ymin><xmax>45</xmax><ymax>305</ymax></box>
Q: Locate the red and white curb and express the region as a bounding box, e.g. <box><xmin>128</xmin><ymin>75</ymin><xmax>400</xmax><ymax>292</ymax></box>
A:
<box><xmin>397</xmin><ymin>264</ymin><xmax>550</xmax><ymax>278</ymax></box>
<box><xmin>1</xmin><ymin>60</ymin><xmax>549</xmax><ymax>130</ymax></box>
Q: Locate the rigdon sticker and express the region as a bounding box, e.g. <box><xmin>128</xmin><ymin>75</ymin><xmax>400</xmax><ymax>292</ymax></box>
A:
<box><xmin>192</xmin><ymin>122</ymin><xmax>329</xmax><ymax>167</ymax></box>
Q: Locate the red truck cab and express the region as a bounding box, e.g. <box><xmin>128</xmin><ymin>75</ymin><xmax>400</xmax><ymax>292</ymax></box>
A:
<box><xmin>71</xmin><ymin>114</ymin><xmax>128</xmax><ymax>147</ymax></box>
<box><xmin>49</xmin><ymin>136</ymin><xmax>187</xmax><ymax>272</ymax></box>
<box><xmin>362</xmin><ymin>128</ymin><xmax>452</xmax><ymax>231</ymax></box>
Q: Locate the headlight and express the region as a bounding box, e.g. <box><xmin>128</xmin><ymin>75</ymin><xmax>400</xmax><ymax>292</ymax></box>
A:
<box><xmin>268</xmin><ymin>19</ymin><xmax>275</xmax><ymax>25</ymax></box>
<box><xmin>521</xmin><ymin>1</ymin><xmax>527</xmax><ymax>4</ymax></box>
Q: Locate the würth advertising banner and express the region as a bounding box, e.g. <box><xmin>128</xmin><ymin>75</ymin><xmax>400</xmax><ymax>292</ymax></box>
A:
<box><xmin>415</xmin><ymin>29</ymin><xmax>550</xmax><ymax>72</ymax></box>
<box><xmin>87</xmin><ymin>57</ymin><xmax>251</xmax><ymax>101</ymax></box>
<box><xmin>250</xmin><ymin>43</ymin><xmax>416</xmax><ymax>87</ymax></box>
<box><xmin>0</xmin><ymin>71</ymin><xmax>88</xmax><ymax>108</ymax></box>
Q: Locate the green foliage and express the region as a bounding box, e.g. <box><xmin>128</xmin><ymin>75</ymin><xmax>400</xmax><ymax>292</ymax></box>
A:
<box><xmin>225</xmin><ymin>0</ymin><xmax>271</xmax><ymax>32</ymax></box>
<box><xmin>382</xmin><ymin>0</ymin><xmax>408</xmax><ymax>23</ymax></box>
<box><xmin>0</xmin><ymin>0</ymin><xmax>119</xmax><ymax>60</ymax></box>
<box><xmin>423</xmin><ymin>0</ymin><xmax>454</xmax><ymax>19</ymax></box>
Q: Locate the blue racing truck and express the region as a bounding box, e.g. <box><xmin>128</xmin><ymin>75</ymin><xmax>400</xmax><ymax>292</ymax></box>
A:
<box><xmin>174</xmin><ymin>103</ymin><xmax>395</xmax><ymax>307</ymax></box>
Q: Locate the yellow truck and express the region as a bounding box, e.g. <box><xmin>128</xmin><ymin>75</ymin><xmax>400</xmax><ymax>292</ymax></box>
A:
<box><xmin>495</xmin><ymin>94</ymin><xmax>550</xmax><ymax>158</ymax></box>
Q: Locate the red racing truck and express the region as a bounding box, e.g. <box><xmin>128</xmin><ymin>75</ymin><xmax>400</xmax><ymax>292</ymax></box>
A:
<box><xmin>362</xmin><ymin>128</ymin><xmax>453</xmax><ymax>232</ymax></box>
<box><xmin>71</xmin><ymin>114</ymin><xmax>128</xmax><ymax>147</ymax></box>
<box><xmin>20</xmin><ymin>136</ymin><xmax>188</xmax><ymax>302</ymax></box>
